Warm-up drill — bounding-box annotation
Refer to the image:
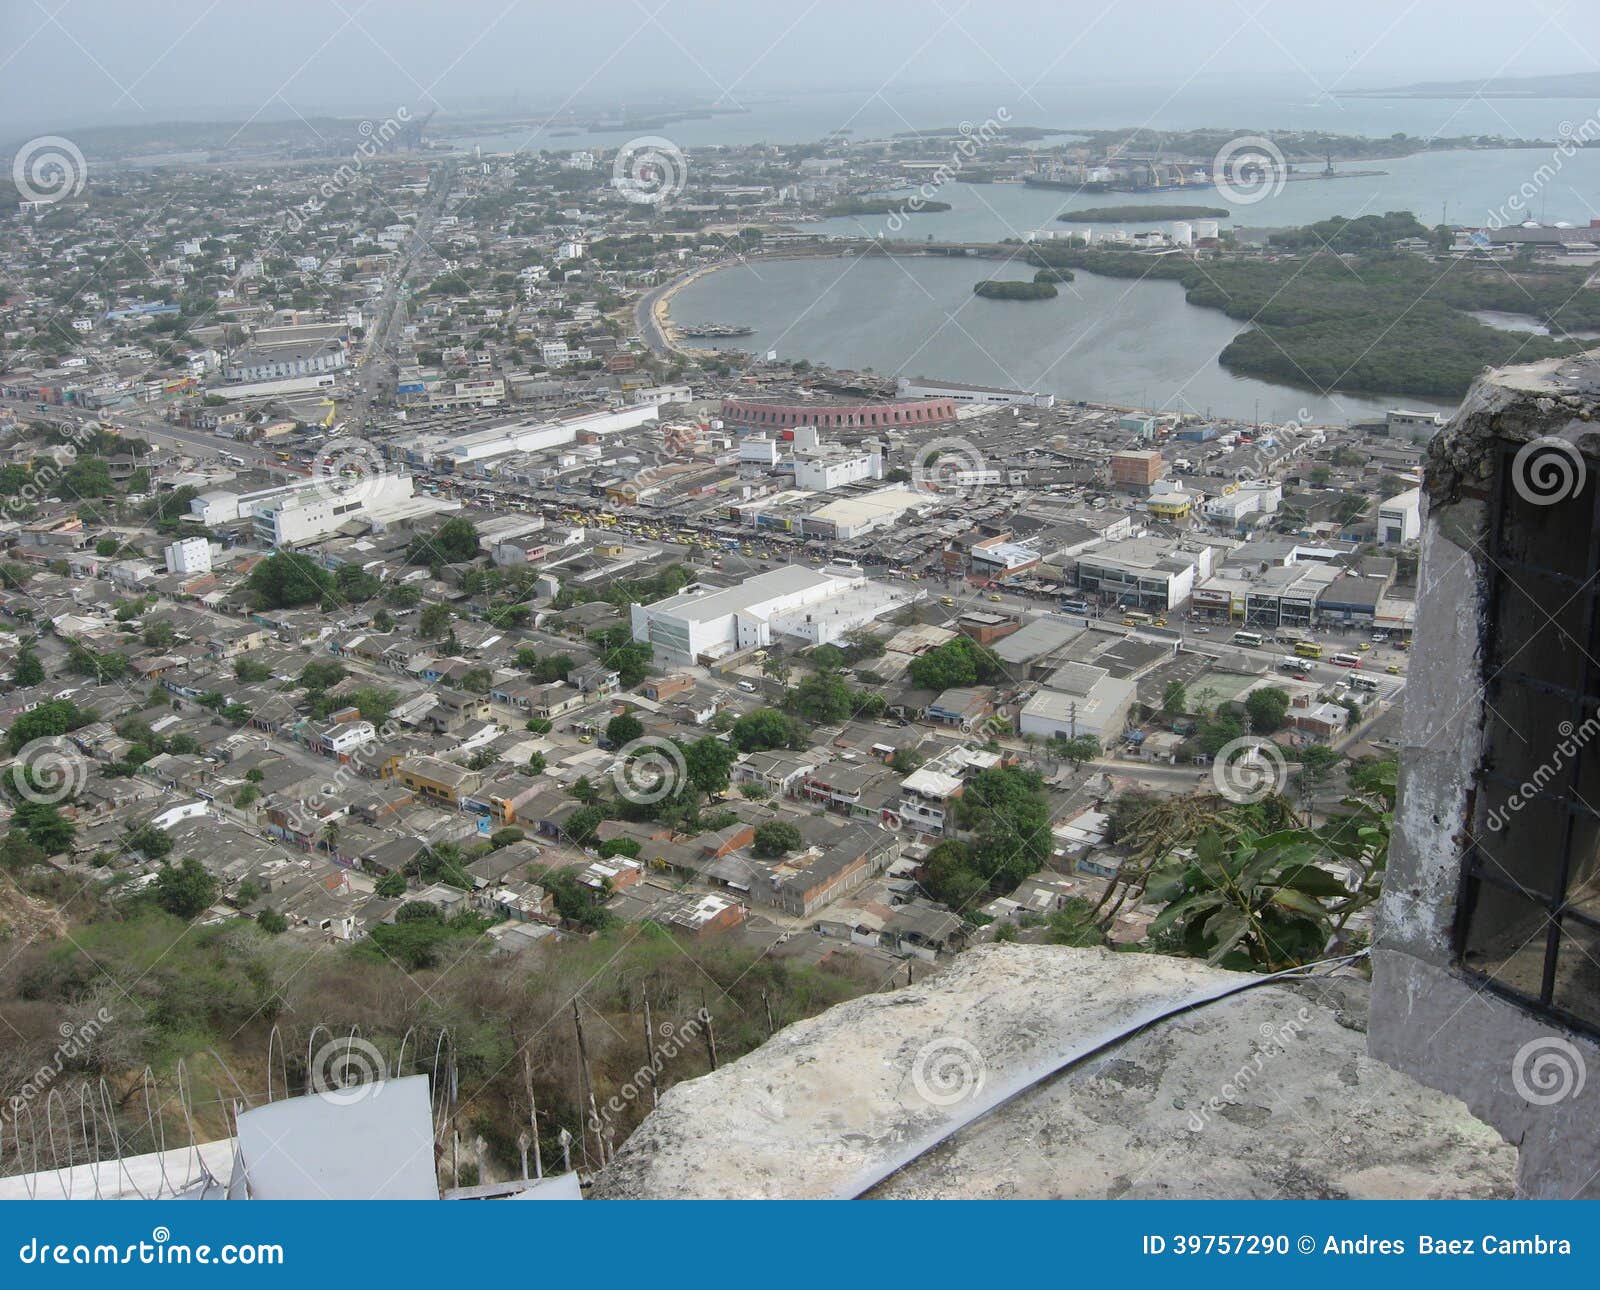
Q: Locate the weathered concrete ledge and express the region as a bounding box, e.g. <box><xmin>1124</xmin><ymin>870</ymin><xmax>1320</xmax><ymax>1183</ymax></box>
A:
<box><xmin>594</xmin><ymin>945</ymin><xmax>1514</xmax><ymax>1199</ymax></box>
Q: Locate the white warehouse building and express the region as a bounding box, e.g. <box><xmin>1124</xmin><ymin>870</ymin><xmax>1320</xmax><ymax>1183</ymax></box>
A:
<box><xmin>791</xmin><ymin>446</ymin><xmax>882</xmax><ymax>492</ymax></box>
<box><xmin>630</xmin><ymin>563</ymin><xmax>915</xmax><ymax>667</ymax></box>
<box><xmin>164</xmin><ymin>536</ymin><xmax>212</xmax><ymax>575</ymax></box>
<box><xmin>1378</xmin><ymin>488</ymin><xmax>1422</xmax><ymax>545</ymax></box>
<box><xmin>437</xmin><ymin>405</ymin><xmax>659</xmax><ymax>470</ymax></box>
<box><xmin>1018</xmin><ymin>663</ymin><xmax>1137</xmax><ymax>745</ymax></box>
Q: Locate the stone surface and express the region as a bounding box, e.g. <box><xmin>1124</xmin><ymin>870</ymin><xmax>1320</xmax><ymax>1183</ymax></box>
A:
<box><xmin>594</xmin><ymin>946</ymin><xmax>1515</xmax><ymax>1199</ymax></box>
<box><xmin>1372</xmin><ymin>349</ymin><xmax>1600</xmax><ymax>1200</ymax></box>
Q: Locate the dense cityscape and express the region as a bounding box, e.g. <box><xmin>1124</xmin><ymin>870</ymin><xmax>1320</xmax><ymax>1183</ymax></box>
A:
<box><xmin>0</xmin><ymin>0</ymin><xmax>1596</xmax><ymax>1225</ymax></box>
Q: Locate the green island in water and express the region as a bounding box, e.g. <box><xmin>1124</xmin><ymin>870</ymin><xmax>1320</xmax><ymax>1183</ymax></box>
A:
<box><xmin>1025</xmin><ymin>211</ymin><xmax>1600</xmax><ymax>399</ymax></box>
<box><xmin>974</xmin><ymin>270</ymin><xmax>1070</xmax><ymax>301</ymax></box>
<box><xmin>1057</xmin><ymin>203</ymin><xmax>1229</xmax><ymax>223</ymax></box>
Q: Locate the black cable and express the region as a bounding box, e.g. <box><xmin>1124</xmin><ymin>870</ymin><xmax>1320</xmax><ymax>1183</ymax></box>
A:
<box><xmin>846</xmin><ymin>951</ymin><xmax>1370</xmax><ymax>1199</ymax></box>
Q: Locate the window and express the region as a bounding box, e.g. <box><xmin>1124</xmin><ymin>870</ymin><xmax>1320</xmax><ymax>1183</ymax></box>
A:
<box><xmin>1456</xmin><ymin>440</ymin><xmax>1600</xmax><ymax>1036</ymax></box>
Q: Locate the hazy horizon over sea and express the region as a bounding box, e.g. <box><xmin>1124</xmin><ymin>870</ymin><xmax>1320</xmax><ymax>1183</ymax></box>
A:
<box><xmin>452</xmin><ymin>78</ymin><xmax>1600</xmax><ymax>159</ymax></box>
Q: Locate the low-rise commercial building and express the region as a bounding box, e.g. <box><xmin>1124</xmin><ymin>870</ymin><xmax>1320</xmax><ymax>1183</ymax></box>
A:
<box><xmin>630</xmin><ymin>563</ymin><xmax>914</xmax><ymax>667</ymax></box>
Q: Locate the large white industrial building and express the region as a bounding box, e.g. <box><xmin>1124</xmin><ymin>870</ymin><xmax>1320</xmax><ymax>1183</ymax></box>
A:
<box><xmin>630</xmin><ymin>563</ymin><xmax>916</xmax><ymax>666</ymax></box>
<box><xmin>189</xmin><ymin>474</ymin><xmax>456</xmax><ymax>548</ymax></box>
<box><xmin>396</xmin><ymin>406</ymin><xmax>661</xmax><ymax>472</ymax></box>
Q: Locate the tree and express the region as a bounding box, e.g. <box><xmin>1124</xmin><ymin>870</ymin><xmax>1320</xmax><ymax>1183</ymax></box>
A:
<box><xmin>890</xmin><ymin>746</ymin><xmax>924</xmax><ymax>773</ymax></box>
<box><xmin>256</xmin><ymin>909</ymin><xmax>288</xmax><ymax>934</ymax></box>
<box><xmin>1054</xmin><ymin>734</ymin><xmax>1102</xmax><ymax>768</ymax></box>
<box><xmin>921</xmin><ymin>840</ymin><xmax>989</xmax><ymax>910</ymax></box>
<box><xmin>343</xmin><ymin>687</ymin><xmax>398</xmax><ymax>727</ymax></box>
<box><xmin>1195</xmin><ymin>708</ymin><xmax>1246</xmax><ymax>756</ymax></box>
<box><xmin>531</xmin><ymin>654</ymin><xmax>574</xmax><ymax>683</ymax></box>
<box><xmin>809</xmin><ymin>643</ymin><xmax>847</xmax><ymax>670</ymax></box>
<box><xmin>419</xmin><ymin>603</ymin><xmax>453</xmax><ymax>640</ymax></box>
<box><xmin>142</xmin><ymin>620</ymin><xmax>178</xmax><ymax>649</ymax></box>
<box><xmin>957</xmin><ymin>766</ymin><xmax>1053</xmax><ymax>892</ymax></box>
<box><xmin>1292</xmin><ymin>744</ymin><xmax>1344</xmax><ymax>806</ymax></box>
<box><xmin>7</xmin><ymin>699</ymin><xmax>93</xmax><ymax>752</ymax></box>
<box><xmin>459</xmin><ymin>667</ymin><xmax>492</xmax><ymax>693</ymax></box>
<box><xmin>375</xmin><ymin>871</ymin><xmax>408</xmax><ymax>899</ymax></box>
<box><xmin>412</xmin><ymin>517</ymin><xmax>480</xmax><ymax>564</ymax></box>
<box><xmin>731</xmin><ymin>707</ymin><xmax>806</xmax><ymax>752</ymax></box>
<box><xmin>752</xmin><ymin>820</ymin><xmax>802</xmax><ymax>858</ymax></box>
<box><xmin>1244</xmin><ymin>686</ymin><xmax>1291</xmax><ymax>734</ymax></box>
<box><xmin>68</xmin><ymin>643</ymin><xmax>128</xmax><ymax>682</ymax></box>
<box><xmin>683</xmin><ymin>735</ymin><xmax>737</xmax><ymax>797</ymax></box>
<box><xmin>234</xmin><ymin>659</ymin><xmax>272</xmax><ymax>682</ymax></box>
<box><xmin>246</xmin><ymin>552</ymin><xmax>333</xmax><ymax>609</ymax></box>
<box><xmin>334</xmin><ymin>564</ymin><xmax>381</xmax><ymax>601</ymax></box>
<box><xmin>1141</xmin><ymin>808</ymin><xmax>1375</xmax><ymax>972</ymax></box>
<box><xmin>1162</xmin><ymin>680</ymin><xmax>1188</xmax><ymax>715</ymax></box>
<box><xmin>62</xmin><ymin>456</ymin><xmax>116</xmax><ymax>497</ymax></box>
<box><xmin>526</xmin><ymin>751</ymin><xmax>547</xmax><ymax>775</ymax></box>
<box><xmin>153</xmin><ymin>858</ymin><xmax>216</xmax><ymax>918</ymax></box>
<box><xmin>125</xmin><ymin>822</ymin><xmax>174</xmax><ymax>859</ymax></box>
<box><xmin>299</xmin><ymin>659</ymin><xmax>347</xmax><ymax>691</ymax></box>
<box><xmin>1046</xmin><ymin>898</ymin><xmax>1107</xmax><ymax>948</ymax></box>
<box><xmin>605</xmin><ymin>713</ymin><xmax>644</xmax><ymax>748</ymax></box>
<box><xmin>546</xmin><ymin>869</ymin><xmax>615</xmax><ymax>931</ymax></box>
<box><xmin>11</xmin><ymin>643</ymin><xmax>43</xmax><ymax>686</ymax></box>
<box><xmin>907</xmin><ymin>636</ymin><xmax>1002</xmax><ymax>691</ymax></box>
<box><xmin>587</xmin><ymin>628</ymin><xmax>651</xmax><ymax>688</ymax></box>
<box><xmin>11</xmin><ymin>801</ymin><xmax>75</xmax><ymax>854</ymax></box>
<box><xmin>792</xmin><ymin>670</ymin><xmax>853</xmax><ymax>724</ymax></box>
<box><xmin>565</xmin><ymin>805</ymin><xmax>606</xmax><ymax>845</ymax></box>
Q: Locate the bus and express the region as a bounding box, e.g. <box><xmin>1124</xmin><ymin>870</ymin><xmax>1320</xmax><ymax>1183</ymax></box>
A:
<box><xmin>1122</xmin><ymin>611</ymin><xmax>1153</xmax><ymax>627</ymax></box>
<box><xmin>1279</xmin><ymin>657</ymin><xmax>1305</xmax><ymax>673</ymax></box>
<box><xmin>1331</xmin><ymin>652</ymin><xmax>1362</xmax><ymax>668</ymax></box>
<box><xmin>1351</xmin><ymin>675</ymin><xmax>1381</xmax><ymax>692</ymax></box>
<box><xmin>1294</xmin><ymin>641</ymin><xmax>1324</xmax><ymax>660</ymax></box>
<box><xmin>1059</xmin><ymin>597</ymin><xmax>1090</xmax><ymax>615</ymax></box>
<box><xmin>1231</xmin><ymin>630</ymin><xmax>1264</xmax><ymax>647</ymax></box>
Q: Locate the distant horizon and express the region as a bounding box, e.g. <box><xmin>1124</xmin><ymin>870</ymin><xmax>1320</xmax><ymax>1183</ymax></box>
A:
<box><xmin>4</xmin><ymin>0</ymin><xmax>1597</xmax><ymax>139</ymax></box>
<box><xmin>11</xmin><ymin>69</ymin><xmax>1600</xmax><ymax>153</ymax></box>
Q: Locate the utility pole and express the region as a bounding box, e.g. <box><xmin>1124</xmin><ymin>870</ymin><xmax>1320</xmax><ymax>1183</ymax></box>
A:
<box><xmin>521</xmin><ymin>1049</ymin><xmax>543</xmax><ymax>1179</ymax></box>
<box><xmin>572</xmin><ymin>1000</ymin><xmax>598</xmax><ymax>1171</ymax></box>
<box><xmin>701</xmin><ymin>994</ymin><xmax>719</xmax><ymax>1071</ymax></box>
<box><xmin>642</xmin><ymin>994</ymin><xmax>659</xmax><ymax>1109</ymax></box>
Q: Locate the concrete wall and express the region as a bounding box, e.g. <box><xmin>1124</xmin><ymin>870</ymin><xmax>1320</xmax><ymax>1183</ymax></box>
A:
<box><xmin>1369</xmin><ymin>358</ymin><xmax>1600</xmax><ymax>1198</ymax></box>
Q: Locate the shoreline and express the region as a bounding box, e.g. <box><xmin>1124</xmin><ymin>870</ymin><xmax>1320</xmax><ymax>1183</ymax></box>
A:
<box><xmin>651</xmin><ymin>249</ymin><xmax>1462</xmax><ymax>417</ymax></box>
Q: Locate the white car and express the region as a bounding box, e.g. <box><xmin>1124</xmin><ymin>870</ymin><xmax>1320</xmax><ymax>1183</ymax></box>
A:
<box><xmin>737</xmin><ymin>680</ymin><xmax>757</xmax><ymax>693</ymax></box>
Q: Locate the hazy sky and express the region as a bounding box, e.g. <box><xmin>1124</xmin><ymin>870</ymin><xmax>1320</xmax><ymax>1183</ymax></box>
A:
<box><xmin>2</xmin><ymin>0</ymin><xmax>1597</xmax><ymax>134</ymax></box>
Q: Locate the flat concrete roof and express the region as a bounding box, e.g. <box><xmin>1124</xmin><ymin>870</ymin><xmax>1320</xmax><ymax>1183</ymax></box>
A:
<box><xmin>646</xmin><ymin>563</ymin><xmax>836</xmax><ymax>621</ymax></box>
